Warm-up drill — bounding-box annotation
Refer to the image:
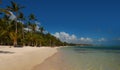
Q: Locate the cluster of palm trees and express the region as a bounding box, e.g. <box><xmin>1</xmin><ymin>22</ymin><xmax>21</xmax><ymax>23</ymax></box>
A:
<box><xmin>0</xmin><ymin>1</ymin><xmax>66</xmax><ymax>47</ymax></box>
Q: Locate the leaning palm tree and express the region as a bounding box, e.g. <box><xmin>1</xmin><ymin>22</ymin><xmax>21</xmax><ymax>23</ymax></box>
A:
<box><xmin>0</xmin><ymin>18</ymin><xmax>8</xmax><ymax>45</ymax></box>
<box><xmin>0</xmin><ymin>8</ymin><xmax>12</xmax><ymax>41</ymax></box>
<box><xmin>7</xmin><ymin>1</ymin><xmax>24</xmax><ymax>46</ymax></box>
<box><xmin>0</xmin><ymin>11</ymin><xmax>12</xmax><ymax>45</ymax></box>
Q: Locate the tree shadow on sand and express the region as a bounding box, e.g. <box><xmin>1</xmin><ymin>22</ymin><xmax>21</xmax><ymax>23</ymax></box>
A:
<box><xmin>0</xmin><ymin>51</ymin><xmax>14</xmax><ymax>54</ymax></box>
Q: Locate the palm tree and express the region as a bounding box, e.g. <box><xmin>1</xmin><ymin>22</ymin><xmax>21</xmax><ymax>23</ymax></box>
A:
<box><xmin>30</xmin><ymin>23</ymin><xmax>37</xmax><ymax>33</ymax></box>
<box><xmin>18</xmin><ymin>12</ymin><xmax>25</xmax><ymax>46</ymax></box>
<box><xmin>29</xmin><ymin>13</ymin><xmax>36</xmax><ymax>21</ymax></box>
<box><xmin>39</xmin><ymin>26</ymin><xmax>45</xmax><ymax>34</ymax></box>
<box><xmin>33</xmin><ymin>34</ymin><xmax>43</xmax><ymax>47</ymax></box>
<box><xmin>7</xmin><ymin>1</ymin><xmax>24</xmax><ymax>46</ymax></box>
<box><xmin>26</xmin><ymin>14</ymin><xmax>36</xmax><ymax>33</ymax></box>
<box><xmin>0</xmin><ymin>0</ymin><xmax>66</xmax><ymax>47</ymax></box>
<box><xmin>29</xmin><ymin>14</ymin><xmax>36</xmax><ymax>33</ymax></box>
<box><xmin>18</xmin><ymin>12</ymin><xmax>25</xmax><ymax>20</ymax></box>
<box><xmin>30</xmin><ymin>24</ymin><xmax>37</xmax><ymax>47</ymax></box>
<box><xmin>0</xmin><ymin>18</ymin><xmax>7</xmax><ymax>45</ymax></box>
<box><xmin>0</xmin><ymin>13</ymin><xmax>13</xmax><ymax>45</ymax></box>
<box><xmin>0</xmin><ymin>7</ymin><xmax>12</xmax><ymax>45</ymax></box>
<box><xmin>9</xmin><ymin>31</ymin><xmax>17</xmax><ymax>46</ymax></box>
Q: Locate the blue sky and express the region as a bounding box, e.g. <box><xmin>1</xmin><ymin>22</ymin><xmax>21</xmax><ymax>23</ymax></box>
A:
<box><xmin>1</xmin><ymin>0</ymin><xmax>120</xmax><ymax>46</ymax></box>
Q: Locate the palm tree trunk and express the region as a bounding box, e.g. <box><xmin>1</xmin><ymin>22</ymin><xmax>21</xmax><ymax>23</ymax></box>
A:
<box><xmin>40</xmin><ymin>41</ymin><xmax>41</xmax><ymax>47</ymax></box>
<box><xmin>50</xmin><ymin>39</ymin><xmax>52</xmax><ymax>47</ymax></box>
<box><xmin>13</xmin><ymin>39</ymin><xmax>17</xmax><ymax>47</ymax></box>
<box><xmin>15</xmin><ymin>12</ymin><xmax>18</xmax><ymax>46</ymax></box>
<box><xmin>22</xmin><ymin>25</ymin><xmax>25</xmax><ymax>47</ymax></box>
<box><xmin>35</xmin><ymin>41</ymin><xmax>37</xmax><ymax>47</ymax></box>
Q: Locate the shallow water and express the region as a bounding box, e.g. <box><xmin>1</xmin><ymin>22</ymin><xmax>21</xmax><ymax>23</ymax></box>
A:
<box><xmin>59</xmin><ymin>46</ymin><xmax>120</xmax><ymax>70</ymax></box>
<box><xmin>33</xmin><ymin>46</ymin><xmax>120</xmax><ymax>70</ymax></box>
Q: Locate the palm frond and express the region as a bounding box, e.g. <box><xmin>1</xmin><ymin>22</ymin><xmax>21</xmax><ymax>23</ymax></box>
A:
<box><xmin>29</xmin><ymin>13</ymin><xmax>36</xmax><ymax>20</ymax></box>
<box><xmin>0</xmin><ymin>8</ymin><xmax>11</xmax><ymax>15</ymax></box>
<box><xmin>11</xmin><ymin>1</ymin><xmax>17</xmax><ymax>9</ymax></box>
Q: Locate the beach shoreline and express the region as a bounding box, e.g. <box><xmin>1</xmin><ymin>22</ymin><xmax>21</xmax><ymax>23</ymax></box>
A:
<box><xmin>32</xmin><ymin>48</ymin><xmax>71</xmax><ymax>70</ymax></box>
<box><xmin>0</xmin><ymin>46</ymin><xmax>59</xmax><ymax>70</ymax></box>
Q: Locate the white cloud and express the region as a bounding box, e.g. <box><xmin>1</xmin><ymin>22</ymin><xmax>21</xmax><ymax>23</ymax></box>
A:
<box><xmin>35</xmin><ymin>21</ymin><xmax>41</xmax><ymax>25</ymax></box>
<box><xmin>53</xmin><ymin>32</ymin><xmax>108</xmax><ymax>44</ymax></box>
<box><xmin>53</xmin><ymin>32</ymin><xmax>93</xmax><ymax>44</ymax></box>
<box><xmin>53</xmin><ymin>32</ymin><xmax>77</xmax><ymax>43</ymax></box>
<box><xmin>17</xmin><ymin>20</ymin><xmax>24</xmax><ymax>24</ymax></box>
<box><xmin>79</xmin><ymin>37</ymin><xmax>93</xmax><ymax>43</ymax></box>
<box><xmin>34</xmin><ymin>21</ymin><xmax>42</xmax><ymax>31</ymax></box>
<box><xmin>24</xmin><ymin>25</ymin><xmax>39</xmax><ymax>32</ymax></box>
<box><xmin>36</xmin><ymin>25</ymin><xmax>39</xmax><ymax>31</ymax></box>
<box><xmin>98</xmin><ymin>38</ymin><xmax>106</xmax><ymax>42</ymax></box>
<box><xmin>24</xmin><ymin>28</ymin><xmax>31</xmax><ymax>31</ymax></box>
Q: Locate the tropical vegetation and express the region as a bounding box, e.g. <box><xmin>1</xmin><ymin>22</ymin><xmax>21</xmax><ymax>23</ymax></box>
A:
<box><xmin>0</xmin><ymin>1</ymin><xmax>67</xmax><ymax>47</ymax></box>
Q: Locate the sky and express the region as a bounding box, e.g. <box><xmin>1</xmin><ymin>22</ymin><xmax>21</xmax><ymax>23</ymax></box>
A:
<box><xmin>1</xmin><ymin>0</ymin><xmax>120</xmax><ymax>46</ymax></box>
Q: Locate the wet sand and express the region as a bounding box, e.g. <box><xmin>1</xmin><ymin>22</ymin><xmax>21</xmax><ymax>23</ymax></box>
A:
<box><xmin>32</xmin><ymin>51</ymin><xmax>71</xmax><ymax>70</ymax></box>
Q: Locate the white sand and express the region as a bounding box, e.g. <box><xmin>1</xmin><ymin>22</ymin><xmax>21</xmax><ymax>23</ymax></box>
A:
<box><xmin>0</xmin><ymin>46</ymin><xmax>58</xmax><ymax>70</ymax></box>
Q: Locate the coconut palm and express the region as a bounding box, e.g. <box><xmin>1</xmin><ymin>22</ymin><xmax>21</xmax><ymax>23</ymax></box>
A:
<box><xmin>18</xmin><ymin>12</ymin><xmax>25</xmax><ymax>46</ymax></box>
<box><xmin>30</xmin><ymin>23</ymin><xmax>37</xmax><ymax>33</ymax></box>
<box><xmin>29</xmin><ymin>13</ymin><xmax>36</xmax><ymax>21</ymax></box>
<box><xmin>0</xmin><ymin>8</ymin><xmax>12</xmax><ymax>45</ymax></box>
<box><xmin>9</xmin><ymin>32</ymin><xmax>17</xmax><ymax>46</ymax></box>
<box><xmin>39</xmin><ymin>26</ymin><xmax>45</xmax><ymax>34</ymax></box>
<box><xmin>0</xmin><ymin>18</ymin><xmax>7</xmax><ymax>45</ymax></box>
<box><xmin>0</xmin><ymin>13</ymin><xmax>13</xmax><ymax>45</ymax></box>
<box><xmin>30</xmin><ymin>24</ymin><xmax>37</xmax><ymax>46</ymax></box>
<box><xmin>33</xmin><ymin>34</ymin><xmax>43</xmax><ymax>47</ymax></box>
<box><xmin>26</xmin><ymin>14</ymin><xmax>36</xmax><ymax>33</ymax></box>
<box><xmin>7</xmin><ymin>1</ymin><xmax>24</xmax><ymax>46</ymax></box>
<box><xmin>0</xmin><ymin>1</ymin><xmax>66</xmax><ymax>47</ymax></box>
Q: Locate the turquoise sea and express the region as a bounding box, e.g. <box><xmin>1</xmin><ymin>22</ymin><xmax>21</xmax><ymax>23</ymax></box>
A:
<box><xmin>58</xmin><ymin>46</ymin><xmax>120</xmax><ymax>70</ymax></box>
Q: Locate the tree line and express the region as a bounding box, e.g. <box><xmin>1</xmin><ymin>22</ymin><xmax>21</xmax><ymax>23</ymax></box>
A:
<box><xmin>0</xmin><ymin>1</ymin><xmax>67</xmax><ymax>47</ymax></box>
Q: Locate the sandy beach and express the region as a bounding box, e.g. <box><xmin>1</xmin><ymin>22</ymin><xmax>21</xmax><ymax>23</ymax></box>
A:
<box><xmin>32</xmin><ymin>51</ymin><xmax>70</xmax><ymax>70</ymax></box>
<box><xmin>0</xmin><ymin>46</ymin><xmax>58</xmax><ymax>70</ymax></box>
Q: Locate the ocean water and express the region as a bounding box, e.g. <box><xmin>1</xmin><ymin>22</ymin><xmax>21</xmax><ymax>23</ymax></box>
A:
<box><xmin>58</xmin><ymin>46</ymin><xmax>120</xmax><ymax>70</ymax></box>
